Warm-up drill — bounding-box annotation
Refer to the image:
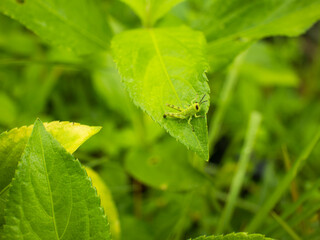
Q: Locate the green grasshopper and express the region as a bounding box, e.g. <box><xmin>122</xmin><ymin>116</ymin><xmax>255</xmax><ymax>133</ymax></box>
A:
<box><xmin>163</xmin><ymin>94</ymin><xmax>207</xmax><ymax>131</ymax></box>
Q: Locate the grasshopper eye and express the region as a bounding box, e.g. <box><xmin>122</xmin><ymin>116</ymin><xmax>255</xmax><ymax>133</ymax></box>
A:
<box><xmin>195</xmin><ymin>104</ymin><xmax>199</xmax><ymax>111</ymax></box>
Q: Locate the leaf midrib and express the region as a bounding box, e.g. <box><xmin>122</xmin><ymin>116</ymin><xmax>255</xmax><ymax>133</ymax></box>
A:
<box><xmin>38</xmin><ymin>128</ymin><xmax>60</xmax><ymax>240</ymax></box>
<box><xmin>35</xmin><ymin>0</ymin><xmax>107</xmax><ymax>50</ymax></box>
<box><xmin>148</xmin><ymin>29</ymin><xmax>181</xmax><ymax>105</ymax></box>
<box><xmin>148</xmin><ymin>29</ymin><xmax>205</xmax><ymax>156</ymax></box>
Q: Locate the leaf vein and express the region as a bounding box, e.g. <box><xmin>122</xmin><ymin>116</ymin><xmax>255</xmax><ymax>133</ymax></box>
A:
<box><xmin>148</xmin><ymin>29</ymin><xmax>181</xmax><ymax>105</ymax></box>
<box><xmin>38</xmin><ymin>128</ymin><xmax>60</xmax><ymax>240</ymax></box>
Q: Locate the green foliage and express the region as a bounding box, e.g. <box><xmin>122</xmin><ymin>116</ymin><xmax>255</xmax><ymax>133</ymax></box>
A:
<box><xmin>112</xmin><ymin>26</ymin><xmax>210</xmax><ymax>160</ymax></box>
<box><xmin>0</xmin><ymin>0</ymin><xmax>112</xmax><ymax>54</ymax></box>
<box><xmin>0</xmin><ymin>92</ymin><xmax>16</xmax><ymax>126</ymax></box>
<box><xmin>216</xmin><ymin>112</ymin><xmax>262</xmax><ymax>234</ymax></box>
<box><xmin>198</xmin><ymin>0</ymin><xmax>320</xmax><ymax>71</ymax></box>
<box><xmin>3</xmin><ymin>120</ymin><xmax>110</xmax><ymax>239</ymax></box>
<box><xmin>246</xmin><ymin>129</ymin><xmax>320</xmax><ymax>232</ymax></box>
<box><xmin>1</xmin><ymin>0</ymin><xmax>320</xmax><ymax>239</ymax></box>
<box><xmin>92</xmin><ymin>53</ymin><xmax>135</xmax><ymax>120</ymax></box>
<box><xmin>238</xmin><ymin>43</ymin><xmax>299</xmax><ymax>87</ymax></box>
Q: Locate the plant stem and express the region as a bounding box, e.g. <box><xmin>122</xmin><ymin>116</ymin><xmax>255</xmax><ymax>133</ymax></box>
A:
<box><xmin>216</xmin><ymin>111</ymin><xmax>262</xmax><ymax>234</ymax></box>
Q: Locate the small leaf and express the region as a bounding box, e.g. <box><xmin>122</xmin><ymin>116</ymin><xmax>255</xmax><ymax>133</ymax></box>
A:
<box><xmin>191</xmin><ymin>232</ymin><xmax>274</xmax><ymax>240</ymax></box>
<box><xmin>3</xmin><ymin>119</ymin><xmax>110</xmax><ymax>240</ymax></box>
<box><xmin>0</xmin><ymin>0</ymin><xmax>112</xmax><ymax>55</ymax></box>
<box><xmin>85</xmin><ymin>167</ymin><xmax>120</xmax><ymax>240</ymax></box>
<box><xmin>112</xmin><ymin>26</ymin><xmax>210</xmax><ymax>160</ymax></box>
<box><xmin>121</xmin><ymin>0</ymin><xmax>184</xmax><ymax>27</ymax></box>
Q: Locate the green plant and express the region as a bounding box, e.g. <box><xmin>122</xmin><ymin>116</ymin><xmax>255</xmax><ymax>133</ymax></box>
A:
<box><xmin>1</xmin><ymin>0</ymin><xmax>320</xmax><ymax>239</ymax></box>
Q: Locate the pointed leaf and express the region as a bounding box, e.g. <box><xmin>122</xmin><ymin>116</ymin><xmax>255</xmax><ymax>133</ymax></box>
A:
<box><xmin>0</xmin><ymin>121</ymin><xmax>101</xmax><ymax>198</ymax></box>
<box><xmin>0</xmin><ymin>0</ymin><xmax>112</xmax><ymax>55</ymax></box>
<box><xmin>121</xmin><ymin>0</ymin><xmax>184</xmax><ymax>27</ymax></box>
<box><xmin>3</xmin><ymin>120</ymin><xmax>110</xmax><ymax>240</ymax></box>
<box><xmin>112</xmin><ymin>26</ymin><xmax>210</xmax><ymax>160</ymax></box>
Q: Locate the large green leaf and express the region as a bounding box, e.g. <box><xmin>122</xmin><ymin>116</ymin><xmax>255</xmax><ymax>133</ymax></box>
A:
<box><xmin>3</xmin><ymin>120</ymin><xmax>110</xmax><ymax>240</ymax></box>
<box><xmin>0</xmin><ymin>121</ymin><xmax>101</xmax><ymax>194</ymax></box>
<box><xmin>0</xmin><ymin>121</ymin><xmax>101</xmax><ymax>229</ymax></box>
<box><xmin>0</xmin><ymin>0</ymin><xmax>112</xmax><ymax>55</ymax></box>
<box><xmin>125</xmin><ymin>138</ymin><xmax>208</xmax><ymax>191</ymax></box>
<box><xmin>191</xmin><ymin>233</ymin><xmax>273</xmax><ymax>240</ymax></box>
<box><xmin>112</xmin><ymin>26</ymin><xmax>210</xmax><ymax>160</ymax></box>
<box><xmin>121</xmin><ymin>0</ymin><xmax>184</xmax><ymax>27</ymax></box>
<box><xmin>198</xmin><ymin>0</ymin><xmax>320</xmax><ymax>71</ymax></box>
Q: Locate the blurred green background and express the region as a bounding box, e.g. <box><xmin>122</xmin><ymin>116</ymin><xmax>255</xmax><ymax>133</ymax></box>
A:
<box><xmin>0</xmin><ymin>1</ymin><xmax>320</xmax><ymax>239</ymax></box>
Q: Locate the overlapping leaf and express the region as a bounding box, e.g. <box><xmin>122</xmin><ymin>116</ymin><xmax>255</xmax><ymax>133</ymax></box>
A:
<box><xmin>3</xmin><ymin>120</ymin><xmax>110</xmax><ymax>240</ymax></box>
<box><xmin>0</xmin><ymin>121</ymin><xmax>101</xmax><ymax>228</ymax></box>
<box><xmin>0</xmin><ymin>0</ymin><xmax>112</xmax><ymax>55</ymax></box>
<box><xmin>0</xmin><ymin>121</ymin><xmax>101</xmax><ymax>193</ymax></box>
<box><xmin>112</xmin><ymin>26</ymin><xmax>210</xmax><ymax>160</ymax></box>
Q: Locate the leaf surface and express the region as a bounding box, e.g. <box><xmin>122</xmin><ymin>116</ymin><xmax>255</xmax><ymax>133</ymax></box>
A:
<box><xmin>3</xmin><ymin>120</ymin><xmax>110</xmax><ymax>240</ymax></box>
<box><xmin>112</xmin><ymin>26</ymin><xmax>210</xmax><ymax>160</ymax></box>
<box><xmin>121</xmin><ymin>0</ymin><xmax>184</xmax><ymax>26</ymax></box>
<box><xmin>0</xmin><ymin>121</ymin><xmax>101</xmax><ymax>192</ymax></box>
<box><xmin>191</xmin><ymin>233</ymin><xmax>273</xmax><ymax>240</ymax></box>
<box><xmin>0</xmin><ymin>121</ymin><xmax>101</xmax><ymax>214</ymax></box>
<box><xmin>0</xmin><ymin>0</ymin><xmax>112</xmax><ymax>55</ymax></box>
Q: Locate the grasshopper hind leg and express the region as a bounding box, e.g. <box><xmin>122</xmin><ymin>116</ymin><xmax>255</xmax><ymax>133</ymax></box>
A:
<box><xmin>166</xmin><ymin>104</ymin><xmax>183</xmax><ymax>111</ymax></box>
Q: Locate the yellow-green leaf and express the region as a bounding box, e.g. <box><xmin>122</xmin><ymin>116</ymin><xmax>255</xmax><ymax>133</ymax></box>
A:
<box><xmin>85</xmin><ymin>167</ymin><xmax>121</xmax><ymax>240</ymax></box>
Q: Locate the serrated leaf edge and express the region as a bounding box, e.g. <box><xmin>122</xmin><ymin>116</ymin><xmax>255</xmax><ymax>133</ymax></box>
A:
<box><xmin>111</xmin><ymin>27</ymin><xmax>210</xmax><ymax>159</ymax></box>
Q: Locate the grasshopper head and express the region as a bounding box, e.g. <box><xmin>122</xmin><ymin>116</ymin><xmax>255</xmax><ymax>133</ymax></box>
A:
<box><xmin>194</xmin><ymin>94</ymin><xmax>208</xmax><ymax>112</ymax></box>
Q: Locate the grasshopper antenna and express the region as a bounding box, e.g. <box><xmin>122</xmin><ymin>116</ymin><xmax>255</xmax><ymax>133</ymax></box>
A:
<box><xmin>199</xmin><ymin>94</ymin><xmax>207</xmax><ymax>104</ymax></box>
